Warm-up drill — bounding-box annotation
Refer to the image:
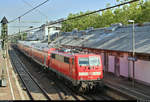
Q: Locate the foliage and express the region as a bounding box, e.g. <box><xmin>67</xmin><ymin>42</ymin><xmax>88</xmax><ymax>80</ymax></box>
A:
<box><xmin>13</xmin><ymin>32</ymin><xmax>27</xmax><ymax>41</ymax></box>
<box><xmin>61</xmin><ymin>0</ymin><xmax>150</xmax><ymax>32</ymax></box>
<box><xmin>22</xmin><ymin>32</ymin><xmax>27</xmax><ymax>40</ymax></box>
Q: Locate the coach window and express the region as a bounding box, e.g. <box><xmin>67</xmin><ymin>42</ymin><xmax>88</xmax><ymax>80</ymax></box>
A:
<box><xmin>56</xmin><ymin>55</ymin><xmax>64</xmax><ymax>62</ymax></box>
<box><xmin>64</xmin><ymin>57</ymin><xmax>69</xmax><ymax>64</ymax></box>
<box><xmin>72</xmin><ymin>59</ymin><xmax>74</xmax><ymax>65</ymax></box>
<box><xmin>51</xmin><ymin>54</ymin><xmax>55</xmax><ymax>59</ymax></box>
<box><xmin>55</xmin><ymin>55</ymin><xmax>59</xmax><ymax>61</ymax></box>
<box><xmin>60</xmin><ymin>55</ymin><xmax>64</xmax><ymax>62</ymax></box>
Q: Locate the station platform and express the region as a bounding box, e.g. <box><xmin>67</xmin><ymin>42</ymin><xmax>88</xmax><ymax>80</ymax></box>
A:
<box><xmin>103</xmin><ymin>72</ymin><xmax>150</xmax><ymax>100</ymax></box>
<box><xmin>0</xmin><ymin>49</ymin><xmax>27</xmax><ymax>100</ymax></box>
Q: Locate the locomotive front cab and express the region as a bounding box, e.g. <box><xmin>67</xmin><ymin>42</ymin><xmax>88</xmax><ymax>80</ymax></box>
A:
<box><xmin>75</xmin><ymin>54</ymin><xmax>103</xmax><ymax>92</ymax></box>
<box><xmin>77</xmin><ymin>55</ymin><xmax>103</xmax><ymax>81</ymax></box>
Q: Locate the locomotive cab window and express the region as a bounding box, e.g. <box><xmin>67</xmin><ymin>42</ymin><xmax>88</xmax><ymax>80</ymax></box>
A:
<box><xmin>78</xmin><ymin>57</ymin><xmax>89</xmax><ymax>66</ymax></box>
<box><xmin>51</xmin><ymin>54</ymin><xmax>55</xmax><ymax>59</ymax></box>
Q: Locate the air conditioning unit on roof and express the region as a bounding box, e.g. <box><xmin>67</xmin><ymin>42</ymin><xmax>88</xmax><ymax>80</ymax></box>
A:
<box><xmin>111</xmin><ymin>23</ymin><xmax>122</xmax><ymax>27</ymax></box>
<box><xmin>87</xmin><ymin>27</ymin><xmax>94</xmax><ymax>31</ymax></box>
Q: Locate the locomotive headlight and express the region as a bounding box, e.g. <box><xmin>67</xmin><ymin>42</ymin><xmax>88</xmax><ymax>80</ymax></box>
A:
<box><xmin>80</xmin><ymin>78</ymin><xmax>83</xmax><ymax>80</ymax></box>
<box><xmin>99</xmin><ymin>72</ymin><xmax>101</xmax><ymax>75</ymax></box>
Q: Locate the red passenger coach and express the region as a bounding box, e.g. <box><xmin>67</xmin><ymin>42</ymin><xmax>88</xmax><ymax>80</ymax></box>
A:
<box><xmin>16</xmin><ymin>42</ymin><xmax>103</xmax><ymax>93</ymax></box>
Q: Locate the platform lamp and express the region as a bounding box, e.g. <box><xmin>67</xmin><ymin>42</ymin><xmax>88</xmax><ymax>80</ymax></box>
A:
<box><xmin>128</xmin><ymin>20</ymin><xmax>135</xmax><ymax>88</ymax></box>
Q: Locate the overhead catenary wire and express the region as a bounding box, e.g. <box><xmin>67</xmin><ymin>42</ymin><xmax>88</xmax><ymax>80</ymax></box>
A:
<box><xmin>9</xmin><ymin>0</ymin><xmax>50</xmax><ymax>23</ymax></box>
<box><xmin>16</xmin><ymin>21</ymin><xmax>41</xmax><ymax>23</ymax></box>
<box><xmin>21</xmin><ymin>0</ymin><xmax>139</xmax><ymax>33</ymax></box>
<box><xmin>49</xmin><ymin>0</ymin><xmax>139</xmax><ymax>25</ymax></box>
<box><xmin>0</xmin><ymin>26</ymin><xmax>33</xmax><ymax>27</ymax></box>
<box><xmin>21</xmin><ymin>0</ymin><xmax>48</xmax><ymax>22</ymax></box>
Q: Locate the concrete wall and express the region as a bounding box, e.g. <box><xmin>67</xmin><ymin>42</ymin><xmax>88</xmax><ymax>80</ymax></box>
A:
<box><xmin>109</xmin><ymin>53</ymin><xmax>150</xmax><ymax>84</ymax></box>
<box><xmin>108</xmin><ymin>56</ymin><xmax>115</xmax><ymax>73</ymax></box>
<box><xmin>120</xmin><ymin>54</ymin><xmax>129</xmax><ymax>77</ymax></box>
<box><xmin>100</xmin><ymin>53</ymin><xmax>105</xmax><ymax>70</ymax></box>
<box><xmin>104</xmin><ymin>53</ymin><xmax>150</xmax><ymax>85</ymax></box>
<box><xmin>135</xmin><ymin>60</ymin><xmax>150</xmax><ymax>84</ymax></box>
<box><xmin>99</xmin><ymin>51</ymin><xmax>150</xmax><ymax>85</ymax></box>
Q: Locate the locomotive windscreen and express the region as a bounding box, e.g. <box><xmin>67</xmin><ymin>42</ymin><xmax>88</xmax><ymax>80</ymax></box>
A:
<box><xmin>79</xmin><ymin>56</ymin><xmax>100</xmax><ymax>66</ymax></box>
<box><xmin>89</xmin><ymin>56</ymin><xmax>100</xmax><ymax>66</ymax></box>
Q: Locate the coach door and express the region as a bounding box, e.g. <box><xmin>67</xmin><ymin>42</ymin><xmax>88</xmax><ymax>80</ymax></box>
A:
<box><xmin>69</xmin><ymin>58</ymin><xmax>73</xmax><ymax>77</ymax></box>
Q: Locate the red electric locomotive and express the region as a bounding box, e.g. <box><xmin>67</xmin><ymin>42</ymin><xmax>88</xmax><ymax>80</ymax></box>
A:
<box><xmin>49</xmin><ymin>50</ymin><xmax>103</xmax><ymax>92</ymax></box>
<box><xmin>16</xmin><ymin>41</ymin><xmax>103</xmax><ymax>92</ymax></box>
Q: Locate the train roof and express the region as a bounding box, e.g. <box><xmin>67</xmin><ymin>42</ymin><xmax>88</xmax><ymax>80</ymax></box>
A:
<box><xmin>18</xmin><ymin>41</ymin><xmax>50</xmax><ymax>52</ymax></box>
<box><xmin>18</xmin><ymin>41</ymin><xmax>101</xmax><ymax>57</ymax></box>
<box><xmin>51</xmin><ymin>51</ymin><xmax>74</xmax><ymax>58</ymax></box>
<box><xmin>51</xmin><ymin>50</ymin><xmax>99</xmax><ymax>58</ymax></box>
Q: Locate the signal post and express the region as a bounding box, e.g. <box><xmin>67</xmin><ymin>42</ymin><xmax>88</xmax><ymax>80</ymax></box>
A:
<box><xmin>0</xmin><ymin>17</ymin><xmax>8</xmax><ymax>87</ymax></box>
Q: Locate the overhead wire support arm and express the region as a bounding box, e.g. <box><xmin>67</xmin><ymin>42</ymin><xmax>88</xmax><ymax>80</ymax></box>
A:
<box><xmin>9</xmin><ymin>0</ymin><xmax>50</xmax><ymax>23</ymax></box>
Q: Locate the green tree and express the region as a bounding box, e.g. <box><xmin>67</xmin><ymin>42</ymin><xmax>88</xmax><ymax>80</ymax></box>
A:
<box><xmin>61</xmin><ymin>0</ymin><xmax>149</xmax><ymax>32</ymax></box>
<box><xmin>140</xmin><ymin>0</ymin><xmax>150</xmax><ymax>22</ymax></box>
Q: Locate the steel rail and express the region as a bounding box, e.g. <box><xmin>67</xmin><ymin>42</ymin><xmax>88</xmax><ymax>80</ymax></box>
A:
<box><xmin>9</xmin><ymin>49</ymin><xmax>51</xmax><ymax>100</ymax></box>
<box><xmin>14</xmin><ymin>52</ymin><xmax>51</xmax><ymax>100</ymax></box>
<box><xmin>9</xmin><ymin>50</ymin><xmax>34</xmax><ymax>100</ymax></box>
<box><xmin>41</xmin><ymin>68</ymin><xmax>81</xmax><ymax>100</ymax></box>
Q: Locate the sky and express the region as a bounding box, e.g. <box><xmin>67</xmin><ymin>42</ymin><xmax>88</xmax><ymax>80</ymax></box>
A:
<box><xmin>0</xmin><ymin>0</ymin><xmax>119</xmax><ymax>35</ymax></box>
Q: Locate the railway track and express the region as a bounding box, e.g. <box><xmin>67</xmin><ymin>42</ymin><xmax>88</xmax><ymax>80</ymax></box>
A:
<box><xmin>11</xmin><ymin>46</ymin><xmax>85</xmax><ymax>100</ymax></box>
<box><xmin>45</xmin><ymin>69</ymin><xmax>88</xmax><ymax>100</ymax></box>
<box><xmin>8</xmin><ymin>49</ymin><xmax>51</xmax><ymax>100</ymax></box>
<box><xmin>11</xmin><ymin>45</ymin><xmax>112</xmax><ymax>100</ymax></box>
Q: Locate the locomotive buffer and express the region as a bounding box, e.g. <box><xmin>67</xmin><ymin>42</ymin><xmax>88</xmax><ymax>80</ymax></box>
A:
<box><xmin>0</xmin><ymin>17</ymin><xmax>8</xmax><ymax>87</ymax></box>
